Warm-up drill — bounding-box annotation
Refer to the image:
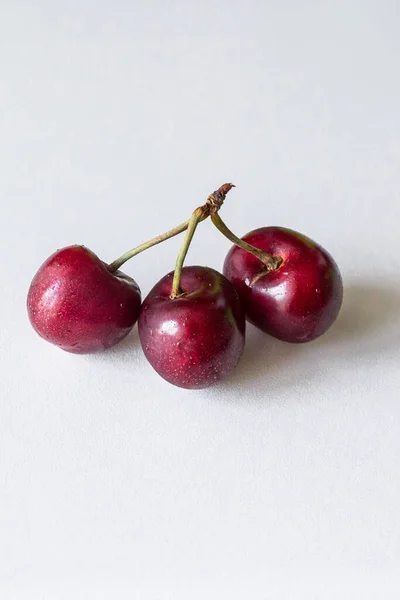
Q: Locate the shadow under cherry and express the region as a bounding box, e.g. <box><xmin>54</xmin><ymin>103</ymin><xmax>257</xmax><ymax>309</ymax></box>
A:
<box><xmin>214</xmin><ymin>280</ymin><xmax>400</xmax><ymax>396</ymax></box>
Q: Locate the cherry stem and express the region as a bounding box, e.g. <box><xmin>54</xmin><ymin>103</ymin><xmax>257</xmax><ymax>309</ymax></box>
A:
<box><xmin>170</xmin><ymin>207</ymin><xmax>204</xmax><ymax>299</ymax></box>
<box><xmin>168</xmin><ymin>183</ymin><xmax>235</xmax><ymax>298</ymax></box>
<box><xmin>107</xmin><ymin>218</ymin><xmax>192</xmax><ymax>272</ymax></box>
<box><xmin>211</xmin><ymin>213</ymin><xmax>283</xmax><ymax>272</ymax></box>
<box><xmin>108</xmin><ymin>183</ymin><xmax>235</xmax><ymax>273</ymax></box>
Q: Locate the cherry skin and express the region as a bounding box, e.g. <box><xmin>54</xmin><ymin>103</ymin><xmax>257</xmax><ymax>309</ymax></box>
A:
<box><xmin>138</xmin><ymin>266</ymin><xmax>246</xmax><ymax>389</ymax></box>
<box><xmin>223</xmin><ymin>227</ymin><xmax>343</xmax><ymax>343</ymax></box>
<box><xmin>27</xmin><ymin>245</ymin><xmax>141</xmax><ymax>353</ymax></box>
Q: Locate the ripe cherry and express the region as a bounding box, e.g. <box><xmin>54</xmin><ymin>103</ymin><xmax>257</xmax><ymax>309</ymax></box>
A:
<box><xmin>27</xmin><ymin>245</ymin><xmax>141</xmax><ymax>353</ymax></box>
<box><xmin>138</xmin><ymin>266</ymin><xmax>245</xmax><ymax>389</ymax></box>
<box><xmin>223</xmin><ymin>227</ymin><xmax>343</xmax><ymax>343</ymax></box>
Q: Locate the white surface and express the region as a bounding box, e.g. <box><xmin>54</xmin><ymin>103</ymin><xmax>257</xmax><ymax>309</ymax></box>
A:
<box><xmin>1</xmin><ymin>1</ymin><xmax>400</xmax><ymax>598</ymax></box>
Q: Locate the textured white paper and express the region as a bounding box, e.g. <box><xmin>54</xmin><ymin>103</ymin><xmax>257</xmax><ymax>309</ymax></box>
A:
<box><xmin>1</xmin><ymin>1</ymin><xmax>400</xmax><ymax>598</ymax></box>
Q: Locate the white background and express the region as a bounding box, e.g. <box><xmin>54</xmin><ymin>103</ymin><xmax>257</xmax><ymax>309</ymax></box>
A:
<box><xmin>1</xmin><ymin>1</ymin><xmax>400</xmax><ymax>598</ymax></box>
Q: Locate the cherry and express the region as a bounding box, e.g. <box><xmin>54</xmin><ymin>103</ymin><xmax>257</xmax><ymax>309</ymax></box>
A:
<box><xmin>26</xmin><ymin>181</ymin><xmax>345</xmax><ymax>391</ymax></box>
<box><xmin>27</xmin><ymin>245</ymin><xmax>141</xmax><ymax>353</ymax></box>
<box><xmin>138</xmin><ymin>266</ymin><xmax>245</xmax><ymax>389</ymax></box>
<box><xmin>223</xmin><ymin>226</ymin><xmax>343</xmax><ymax>343</ymax></box>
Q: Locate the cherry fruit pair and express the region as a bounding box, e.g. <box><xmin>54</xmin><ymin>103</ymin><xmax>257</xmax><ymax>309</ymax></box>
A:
<box><xmin>27</xmin><ymin>184</ymin><xmax>343</xmax><ymax>389</ymax></box>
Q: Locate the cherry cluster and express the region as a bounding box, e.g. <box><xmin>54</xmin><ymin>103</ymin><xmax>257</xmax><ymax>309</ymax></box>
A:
<box><xmin>27</xmin><ymin>184</ymin><xmax>343</xmax><ymax>389</ymax></box>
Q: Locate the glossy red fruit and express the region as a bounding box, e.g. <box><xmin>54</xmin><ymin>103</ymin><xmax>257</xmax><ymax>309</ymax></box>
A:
<box><xmin>223</xmin><ymin>227</ymin><xmax>343</xmax><ymax>343</ymax></box>
<box><xmin>27</xmin><ymin>245</ymin><xmax>141</xmax><ymax>353</ymax></box>
<box><xmin>138</xmin><ymin>266</ymin><xmax>245</xmax><ymax>389</ymax></box>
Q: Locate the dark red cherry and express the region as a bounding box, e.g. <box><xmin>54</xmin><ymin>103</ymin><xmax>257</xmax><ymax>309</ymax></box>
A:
<box><xmin>27</xmin><ymin>245</ymin><xmax>141</xmax><ymax>353</ymax></box>
<box><xmin>138</xmin><ymin>266</ymin><xmax>245</xmax><ymax>389</ymax></box>
<box><xmin>223</xmin><ymin>227</ymin><xmax>343</xmax><ymax>343</ymax></box>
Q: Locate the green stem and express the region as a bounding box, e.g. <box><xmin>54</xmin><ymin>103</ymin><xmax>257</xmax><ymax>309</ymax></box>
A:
<box><xmin>211</xmin><ymin>213</ymin><xmax>283</xmax><ymax>271</ymax></box>
<box><xmin>170</xmin><ymin>207</ymin><xmax>204</xmax><ymax>299</ymax></box>
<box><xmin>108</xmin><ymin>182</ymin><xmax>235</xmax><ymax>273</ymax></box>
<box><xmin>108</xmin><ymin>218</ymin><xmax>191</xmax><ymax>272</ymax></box>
